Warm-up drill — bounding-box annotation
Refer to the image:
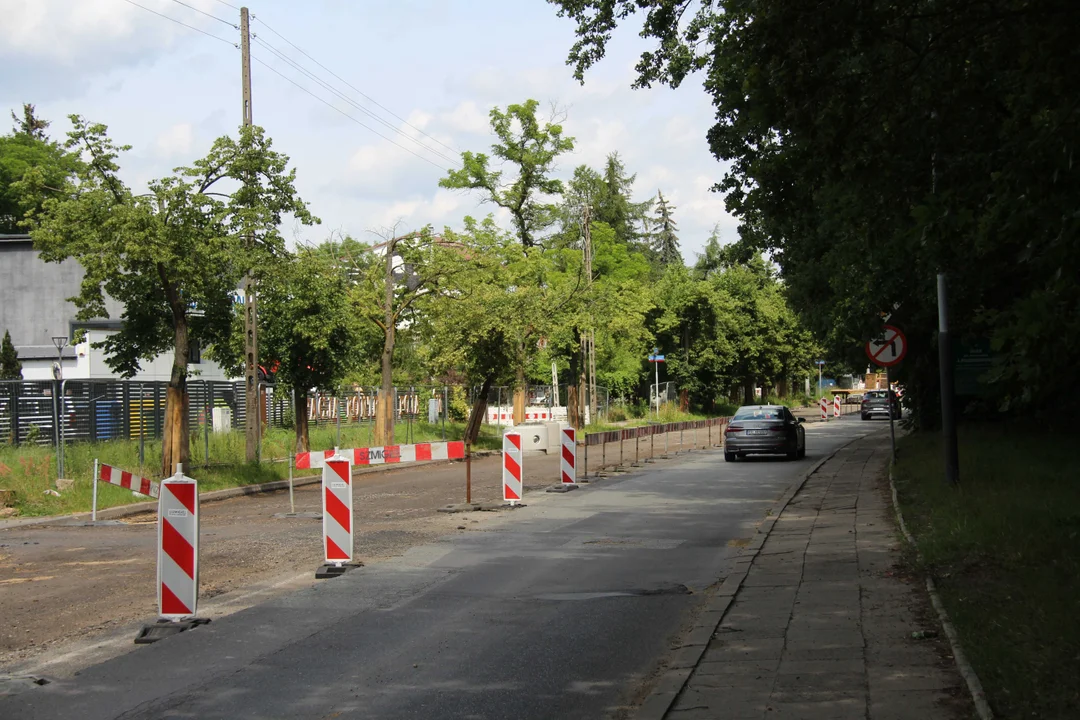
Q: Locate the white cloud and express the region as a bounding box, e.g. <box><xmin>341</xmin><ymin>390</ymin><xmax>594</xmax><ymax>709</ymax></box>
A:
<box><xmin>155</xmin><ymin>122</ymin><xmax>194</xmax><ymax>158</ymax></box>
<box><xmin>440</xmin><ymin>101</ymin><xmax>488</xmax><ymax>135</ymax></box>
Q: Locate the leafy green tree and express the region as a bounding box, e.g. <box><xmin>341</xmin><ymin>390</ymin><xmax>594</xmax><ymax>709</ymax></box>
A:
<box><xmin>552</xmin><ymin>0</ymin><xmax>1080</xmax><ymax>425</ymax></box>
<box><xmin>340</xmin><ymin>226</ymin><xmax>463</xmax><ymax>445</ymax></box>
<box><xmin>252</xmin><ymin>249</ymin><xmax>365</xmax><ymax>453</ymax></box>
<box><xmin>0</xmin><ymin>330</ymin><xmax>22</xmax><ymax>380</ymax></box>
<box><xmin>27</xmin><ymin>117</ymin><xmax>316</xmax><ymax>474</ymax></box>
<box><xmin>1</xmin><ymin>104</ymin><xmax>81</xmax><ymax>233</ymax></box>
<box><xmin>439</xmin><ymin>100</ymin><xmax>575</xmax><ymax>248</ymax></box>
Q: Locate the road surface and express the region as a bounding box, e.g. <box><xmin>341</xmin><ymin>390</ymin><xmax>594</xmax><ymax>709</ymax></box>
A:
<box><xmin>1</xmin><ymin>417</ymin><xmax>880</xmax><ymax>720</ymax></box>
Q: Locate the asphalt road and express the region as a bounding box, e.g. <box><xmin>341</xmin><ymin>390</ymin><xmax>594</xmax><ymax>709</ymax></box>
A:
<box><xmin>1</xmin><ymin>416</ymin><xmax>881</xmax><ymax>720</ymax></box>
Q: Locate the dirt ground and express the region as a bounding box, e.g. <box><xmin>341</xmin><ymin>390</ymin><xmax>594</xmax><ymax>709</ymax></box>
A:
<box><xmin>1</xmin><ymin>432</ymin><xmax>711</xmax><ymax>673</ymax></box>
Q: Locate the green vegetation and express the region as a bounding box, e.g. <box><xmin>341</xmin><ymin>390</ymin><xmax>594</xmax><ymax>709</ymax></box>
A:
<box><xmin>0</xmin><ymin>421</ymin><xmax>504</xmax><ymax>517</ymax></box>
<box><xmin>552</xmin><ymin>0</ymin><xmax>1078</xmax><ymax>427</ymax></box>
<box><xmin>893</xmin><ymin>426</ymin><xmax>1080</xmax><ymax>719</ymax></box>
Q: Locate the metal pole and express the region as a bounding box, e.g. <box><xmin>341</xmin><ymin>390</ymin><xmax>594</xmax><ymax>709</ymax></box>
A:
<box><xmin>466</xmin><ymin>443</ymin><xmax>472</xmax><ymax>504</ymax></box>
<box><xmin>679</xmin><ymin>425</ymin><xmax>683</xmax><ymax>454</ymax></box>
<box><xmin>92</xmin><ymin>458</ymin><xmax>99</xmax><ymax>522</ymax></box>
<box><xmin>584</xmin><ymin>439</ymin><xmax>588</xmax><ymax>479</ymax></box>
<box><xmin>139</xmin><ymin>382</ymin><xmax>145</xmax><ymax>469</ymax></box>
<box><xmin>654</xmin><ymin>361</ymin><xmax>659</xmax><ymax>419</ymax></box>
<box><xmin>496</xmin><ymin>386</ymin><xmax>502</xmax><ymax>435</ymax></box>
<box><xmin>887</xmin><ymin>366</ymin><xmax>898</xmax><ymax>465</ymax></box>
<box><xmin>288</xmin><ymin>452</ymin><xmax>295</xmax><ymax>514</ymax></box>
<box><xmin>204</xmin><ymin>381</ymin><xmax>210</xmax><ymax>468</ymax></box>
<box><xmin>601</xmin><ymin>435</ymin><xmax>606</xmax><ymax>472</ymax></box>
<box><xmin>664</xmin><ymin>425</ymin><xmax>669</xmax><ymax>457</ymax></box>
<box><xmin>442</xmin><ymin>386</ymin><xmax>447</xmax><ymax>441</ymax></box>
<box><xmin>58</xmin><ymin>379</ymin><xmax>66</xmax><ymax>480</ymax></box>
<box><xmin>937</xmin><ymin>273</ymin><xmax>959</xmax><ymax>485</ymax></box>
<box><xmin>336</xmin><ymin>388</ymin><xmax>342</xmax><ymax>449</ymax></box>
<box><xmin>635</xmin><ymin>433</ymin><xmax>639</xmax><ymax>465</ymax></box>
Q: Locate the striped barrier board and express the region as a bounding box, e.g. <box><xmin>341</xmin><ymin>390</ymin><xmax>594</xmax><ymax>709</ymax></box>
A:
<box><xmin>322</xmin><ymin>456</ymin><xmax>353</xmax><ymax>566</ymax></box>
<box><xmin>834</xmin><ymin>396</ymin><xmax>842</xmax><ymax>418</ymax></box>
<box><xmin>296</xmin><ymin>441</ymin><xmax>465</xmax><ymax>470</ymax></box>
<box><xmin>503</xmin><ymin>432</ymin><xmax>523</xmax><ymax>504</ymax></box>
<box><xmin>99</xmin><ymin>463</ymin><xmax>159</xmax><ymax>498</ymax></box>
<box><xmin>157</xmin><ymin>472</ymin><xmax>199</xmax><ymax>619</ymax></box>
<box><xmin>820</xmin><ymin>397</ymin><xmax>828</xmax><ymax>420</ymax></box>
<box><xmin>560</xmin><ymin>427</ymin><xmax>576</xmax><ymax>484</ymax></box>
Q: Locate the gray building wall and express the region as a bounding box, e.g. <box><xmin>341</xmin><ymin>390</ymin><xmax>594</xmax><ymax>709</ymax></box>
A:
<box><xmin>0</xmin><ymin>234</ymin><xmax>124</xmax><ymax>357</ymax></box>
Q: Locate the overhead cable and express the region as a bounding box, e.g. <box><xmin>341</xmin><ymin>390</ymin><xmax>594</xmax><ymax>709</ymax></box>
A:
<box><xmin>168</xmin><ymin>0</ymin><xmax>237</xmax><ymax>28</ymax></box>
<box><xmin>251</xmin><ymin>55</ymin><xmax>452</xmax><ymax>173</ymax></box>
<box><xmin>252</xmin><ymin>14</ymin><xmax>462</xmax><ymax>157</ymax></box>
<box><xmin>121</xmin><ymin>0</ymin><xmax>238</xmax><ymax>47</ymax></box>
<box><xmin>252</xmin><ymin>35</ymin><xmax>458</xmax><ymax>166</ymax></box>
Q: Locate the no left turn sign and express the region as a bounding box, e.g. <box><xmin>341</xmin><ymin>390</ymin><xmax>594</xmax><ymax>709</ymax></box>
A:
<box><xmin>866</xmin><ymin>324</ymin><xmax>907</xmax><ymax>367</ymax></box>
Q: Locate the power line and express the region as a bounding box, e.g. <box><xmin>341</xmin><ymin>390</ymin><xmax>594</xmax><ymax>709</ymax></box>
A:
<box><xmin>168</xmin><ymin>0</ymin><xmax>237</xmax><ymax>28</ymax></box>
<box><xmin>251</xmin><ymin>14</ymin><xmax>462</xmax><ymax>158</ymax></box>
<box><xmin>211</xmin><ymin>0</ymin><xmax>238</xmax><ymax>9</ymax></box>
<box><xmin>251</xmin><ymin>34</ymin><xmax>458</xmax><ymax>166</ymax></box>
<box><xmin>121</xmin><ymin>0</ymin><xmax>237</xmax><ymax>46</ymax></box>
<box><xmin>250</xmin><ymin>54</ymin><xmax>452</xmax><ymax>173</ymax></box>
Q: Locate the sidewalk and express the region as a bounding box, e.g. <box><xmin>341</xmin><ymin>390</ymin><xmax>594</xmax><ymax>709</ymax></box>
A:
<box><xmin>664</xmin><ymin>433</ymin><xmax>970</xmax><ymax>720</ymax></box>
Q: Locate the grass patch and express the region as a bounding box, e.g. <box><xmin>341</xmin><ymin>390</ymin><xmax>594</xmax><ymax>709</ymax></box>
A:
<box><xmin>893</xmin><ymin>423</ymin><xmax>1080</xmax><ymax>719</ymax></box>
<box><xmin>0</xmin><ymin>420</ymin><xmax>502</xmax><ymax>517</ymax></box>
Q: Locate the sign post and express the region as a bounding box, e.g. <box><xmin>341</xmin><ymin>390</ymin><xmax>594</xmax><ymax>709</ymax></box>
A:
<box><xmin>866</xmin><ymin>324</ymin><xmax>908</xmax><ymax>463</ymax></box>
<box><xmin>648</xmin><ymin>348</ymin><xmax>666</xmax><ymax>418</ymax></box>
<box><xmin>815</xmin><ymin>360</ymin><xmax>826</xmax><ymax>397</ymax></box>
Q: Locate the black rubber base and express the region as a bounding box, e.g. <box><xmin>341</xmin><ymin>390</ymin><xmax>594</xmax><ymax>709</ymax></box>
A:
<box><xmin>545</xmin><ymin>484</ymin><xmax>580</xmax><ymax>493</ymax></box>
<box><xmin>134</xmin><ymin>617</ymin><xmax>211</xmax><ymax>644</ymax></box>
<box><xmin>315</xmin><ymin>563</ymin><xmax>360</xmax><ymax>579</ymax></box>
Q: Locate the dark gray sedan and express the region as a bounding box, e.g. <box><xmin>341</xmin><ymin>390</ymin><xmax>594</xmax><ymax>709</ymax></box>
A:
<box><xmin>724</xmin><ymin>405</ymin><xmax>806</xmax><ymax>461</ymax></box>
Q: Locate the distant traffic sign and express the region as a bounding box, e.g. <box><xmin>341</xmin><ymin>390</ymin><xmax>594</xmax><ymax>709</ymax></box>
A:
<box><xmin>866</xmin><ymin>325</ymin><xmax>907</xmax><ymax>367</ymax></box>
<box><xmin>815</xmin><ymin>360</ymin><xmax>826</xmax><ymax>366</ymax></box>
<box><xmin>648</xmin><ymin>355</ymin><xmax>665</xmax><ymax>362</ymax></box>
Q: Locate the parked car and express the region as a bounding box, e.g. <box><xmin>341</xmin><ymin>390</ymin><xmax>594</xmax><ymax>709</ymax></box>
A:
<box><xmin>861</xmin><ymin>390</ymin><xmax>900</xmax><ymax>420</ymax></box>
<box><xmin>724</xmin><ymin>405</ymin><xmax>806</xmax><ymax>461</ymax></box>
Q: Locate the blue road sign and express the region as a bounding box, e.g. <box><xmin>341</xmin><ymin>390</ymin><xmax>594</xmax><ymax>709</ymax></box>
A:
<box><xmin>648</xmin><ymin>355</ymin><xmax>666</xmax><ymax>362</ymax></box>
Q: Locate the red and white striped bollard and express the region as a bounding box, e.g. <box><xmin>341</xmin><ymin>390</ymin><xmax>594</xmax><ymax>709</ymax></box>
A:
<box><xmin>503</xmin><ymin>432</ymin><xmax>523</xmax><ymax>505</ymax></box>
<box><xmin>561</xmin><ymin>427</ymin><xmax>576</xmax><ymax>484</ymax></box>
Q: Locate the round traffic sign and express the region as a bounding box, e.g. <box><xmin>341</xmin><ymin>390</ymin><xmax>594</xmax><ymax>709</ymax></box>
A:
<box><xmin>866</xmin><ymin>325</ymin><xmax>907</xmax><ymax>367</ymax></box>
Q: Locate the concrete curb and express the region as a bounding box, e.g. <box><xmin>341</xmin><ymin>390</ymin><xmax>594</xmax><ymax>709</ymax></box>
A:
<box><xmin>888</xmin><ymin>467</ymin><xmax>994</xmax><ymax>720</ymax></box>
<box><xmin>633</xmin><ymin>431</ymin><xmax>869</xmax><ymax>720</ymax></box>
<box><xmin>1</xmin><ymin>453</ymin><xmax>494</xmax><ymax>530</ymax></box>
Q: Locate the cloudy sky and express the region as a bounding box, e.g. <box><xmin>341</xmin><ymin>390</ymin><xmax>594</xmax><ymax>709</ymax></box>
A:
<box><xmin>0</xmin><ymin>0</ymin><xmax>736</xmax><ymax>263</ymax></box>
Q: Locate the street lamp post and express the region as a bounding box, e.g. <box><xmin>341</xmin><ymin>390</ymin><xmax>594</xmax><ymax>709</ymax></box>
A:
<box><xmin>51</xmin><ymin>335</ymin><xmax>68</xmax><ymax>480</ymax></box>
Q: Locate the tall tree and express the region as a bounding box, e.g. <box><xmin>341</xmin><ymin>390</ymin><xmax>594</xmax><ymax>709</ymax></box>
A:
<box><xmin>342</xmin><ymin>226</ymin><xmax>461</xmax><ymax>445</ymax></box>
<box><xmin>652</xmin><ymin>190</ymin><xmax>680</xmax><ymax>266</ymax></box>
<box><xmin>26</xmin><ymin>117</ymin><xmax>315</xmax><ymax>474</ymax></box>
<box><xmin>0</xmin><ymin>330</ymin><xmax>22</xmax><ymax>380</ymax></box>
<box><xmin>439</xmin><ymin>99</ymin><xmax>575</xmax><ymax>248</ymax></box>
<box><xmin>595</xmin><ymin>152</ymin><xmax>652</xmax><ymax>249</ymax></box>
<box><xmin>11</xmin><ymin>104</ymin><xmax>49</xmax><ymax>140</ymax></box>
<box><xmin>552</xmin><ymin>0</ymin><xmax>1080</xmax><ymax>423</ymax></box>
<box><xmin>1</xmin><ymin>106</ymin><xmax>81</xmax><ymax>233</ymax></box>
<box><xmin>252</xmin><ymin>248</ymin><xmax>364</xmax><ymax>453</ymax></box>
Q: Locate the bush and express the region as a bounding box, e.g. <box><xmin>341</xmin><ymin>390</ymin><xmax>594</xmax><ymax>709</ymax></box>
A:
<box><xmin>606</xmin><ymin>405</ymin><xmax>629</xmax><ymax>422</ymax></box>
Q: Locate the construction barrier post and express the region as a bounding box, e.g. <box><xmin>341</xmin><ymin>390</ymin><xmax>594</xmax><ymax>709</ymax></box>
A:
<box><xmin>92</xmin><ymin>458</ymin><xmax>99</xmax><ymax>522</ymax></box>
<box><xmin>820</xmin><ymin>397</ymin><xmax>828</xmax><ymax>420</ymax></box>
<box><xmin>679</xmin><ymin>425</ymin><xmax>684</xmax><ymax>454</ymax></box>
<box><xmin>601</xmin><ymin>435</ymin><xmax>606</xmax><ymax>473</ymax></box>
<box><xmin>135</xmin><ymin>463</ymin><xmax>209</xmax><ymax>644</ymax></box>
<box><xmin>466</xmin><ymin>443</ymin><xmax>472</xmax><ymax>504</ymax></box>
<box><xmin>634</xmin><ymin>433</ymin><xmax>640</xmax><ymax>466</ymax></box>
<box><xmin>503</xmin><ymin>432</ymin><xmax>523</xmax><ymax>505</ymax></box>
<box><xmin>288</xmin><ymin>452</ymin><xmax>295</xmax><ymax>515</ymax></box>
<box><xmin>317</xmin><ymin>451</ymin><xmax>354</xmax><ymax>579</ymax></box>
<box><xmin>834</xmin><ymin>396</ymin><xmax>841</xmax><ymax>418</ymax></box>
<box><xmin>561</xmin><ymin>428</ymin><xmax>576</xmax><ymax>484</ymax></box>
<box><xmin>584</xmin><ymin>438</ymin><xmax>588</xmax><ymax>479</ymax></box>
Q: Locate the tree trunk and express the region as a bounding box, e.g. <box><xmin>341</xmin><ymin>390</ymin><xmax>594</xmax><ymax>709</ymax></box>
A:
<box><xmin>512</xmin><ymin>352</ymin><xmax>526</xmax><ymax>425</ymax></box>
<box><xmin>161</xmin><ymin>316</ymin><xmax>190</xmax><ymax>476</ymax></box>
<box><xmin>464</xmin><ymin>374</ymin><xmax>494</xmax><ymax>444</ymax></box>
<box><xmin>294</xmin><ymin>389</ymin><xmax>310</xmax><ymax>454</ymax></box>
<box><xmin>567</xmin><ymin>385</ymin><xmax>579</xmax><ymax>428</ymax></box>
<box><xmin>743</xmin><ymin>380</ymin><xmax>754</xmax><ymax>406</ymax></box>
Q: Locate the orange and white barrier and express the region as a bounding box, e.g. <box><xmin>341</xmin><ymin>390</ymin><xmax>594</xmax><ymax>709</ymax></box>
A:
<box><xmin>157</xmin><ymin>470</ymin><xmax>199</xmax><ymax>619</ymax></box>
<box><xmin>321</xmin><ymin>454</ymin><xmax>353</xmax><ymax>568</ymax></box>
<box><xmin>560</xmin><ymin>428</ymin><xmax>576</xmax><ymax>484</ymax></box>
<box><xmin>296</xmin><ymin>441</ymin><xmax>465</xmax><ymax>470</ymax></box>
<box><xmin>820</xmin><ymin>397</ymin><xmax>828</xmax><ymax>420</ymax></box>
<box><xmin>92</xmin><ymin>460</ymin><xmax>159</xmax><ymax>522</ymax></box>
<box><xmin>503</xmin><ymin>432</ymin><xmax>523</xmax><ymax>504</ymax></box>
<box><xmin>833</xmin><ymin>396</ymin><xmax>842</xmax><ymax>418</ymax></box>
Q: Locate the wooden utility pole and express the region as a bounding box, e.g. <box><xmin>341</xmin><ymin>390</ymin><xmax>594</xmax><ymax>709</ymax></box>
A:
<box><xmin>582</xmin><ymin>205</ymin><xmax>598</xmax><ymax>422</ymax></box>
<box><xmin>241</xmin><ymin>6</ymin><xmax>259</xmax><ymax>462</ymax></box>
